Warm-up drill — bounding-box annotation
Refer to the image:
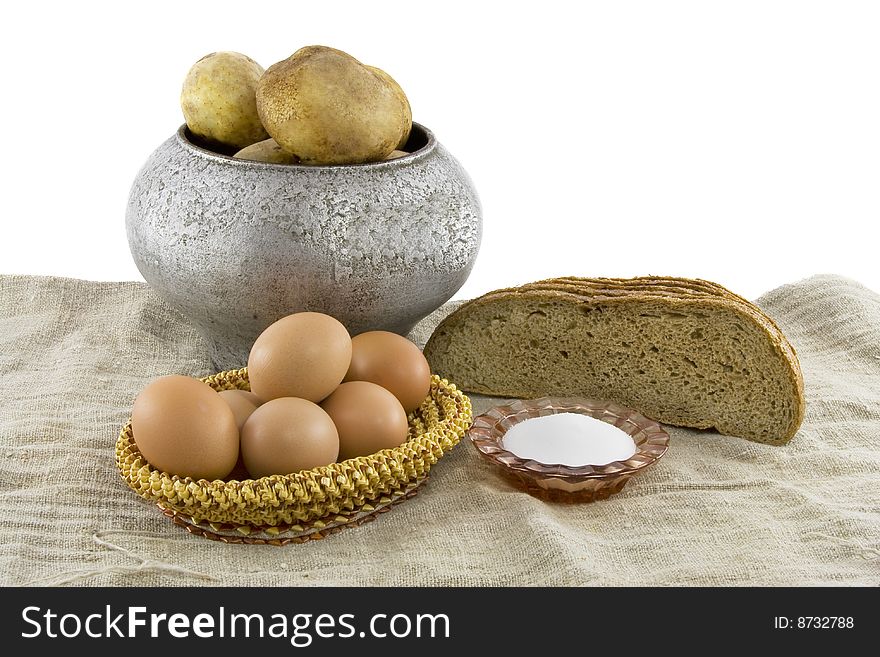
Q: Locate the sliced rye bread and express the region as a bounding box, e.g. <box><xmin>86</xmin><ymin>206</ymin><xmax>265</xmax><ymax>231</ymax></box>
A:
<box><xmin>424</xmin><ymin>276</ymin><xmax>805</xmax><ymax>445</ymax></box>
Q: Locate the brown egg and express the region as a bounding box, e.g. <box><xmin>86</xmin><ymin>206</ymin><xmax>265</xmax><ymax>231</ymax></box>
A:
<box><xmin>248</xmin><ymin>312</ymin><xmax>352</xmax><ymax>402</ymax></box>
<box><xmin>344</xmin><ymin>331</ymin><xmax>432</xmax><ymax>412</ymax></box>
<box><xmin>240</xmin><ymin>397</ymin><xmax>339</xmax><ymax>477</ymax></box>
<box><xmin>131</xmin><ymin>375</ymin><xmax>239</xmax><ymax>481</ymax></box>
<box><xmin>218</xmin><ymin>389</ymin><xmax>263</xmax><ymax>431</ymax></box>
<box><xmin>321</xmin><ymin>381</ymin><xmax>409</xmax><ymax>460</ymax></box>
<box><xmin>225</xmin><ymin>456</ymin><xmax>252</xmax><ymax>482</ymax></box>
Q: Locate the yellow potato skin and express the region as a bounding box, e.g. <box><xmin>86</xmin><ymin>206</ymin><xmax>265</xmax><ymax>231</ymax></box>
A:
<box><xmin>181</xmin><ymin>51</ymin><xmax>269</xmax><ymax>150</ymax></box>
<box><xmin>234</xmin><ymin>138</ymin><xmax>300</xmax><ymax>164</ymax></box>
<box><xmin>256</xmin><ymin>46</ymin><xmax>409</xmax><ymax>165</ymax></box>
<box><xmin>366</xmin><ymin>65</ymin><xmax>412</xmax><ymax>150</ymax></box>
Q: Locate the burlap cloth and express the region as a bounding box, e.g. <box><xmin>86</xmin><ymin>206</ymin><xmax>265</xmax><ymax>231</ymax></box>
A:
<box><xmin>0</xmin><ymin>274</ymin><xmax>877</xmax><ymax>586</ymax></box>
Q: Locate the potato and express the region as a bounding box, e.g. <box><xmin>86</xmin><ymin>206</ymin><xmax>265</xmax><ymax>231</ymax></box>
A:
<box><xmin>366</xmin><ymin>66</ymin><xmax>412</xmax><ymax>150</ymax></box>
<box><xmin>234</xmin><ymin>138</ymin><xmax>300</xmax><ymax>164</ymax></box>
<box><xmin>181</xmin><ymin>52</ymin><xmax>268</xmax><ymax>150</ymax></box>
<box><xmin>256</xmin><ymin>46</ymin><xmax>410</xmax><ymax>165</ymax></box>
<box><xmin>385</xmin><ymin>150</ymin><xmax>409</xmax><ymax>160</ymax></box>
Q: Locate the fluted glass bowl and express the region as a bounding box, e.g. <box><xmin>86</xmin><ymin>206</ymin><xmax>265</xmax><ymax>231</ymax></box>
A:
<box><xmin>468</xmin><ymin>397</ymin><xmax>669</xmax><ymax>502</ymax></box>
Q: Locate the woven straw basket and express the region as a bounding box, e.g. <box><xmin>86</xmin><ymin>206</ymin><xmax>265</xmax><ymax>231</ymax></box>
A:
<box><xmin>116</xmin><ymin>369</ymin><xmax>472</xmax><ymax>531</ymax></box>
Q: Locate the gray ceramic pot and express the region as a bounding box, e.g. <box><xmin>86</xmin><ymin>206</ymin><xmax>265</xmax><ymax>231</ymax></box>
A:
<box><xmin>127</xmin><ymin>123</ymin><xmax>482</xmax><ymax>370</ymax></box>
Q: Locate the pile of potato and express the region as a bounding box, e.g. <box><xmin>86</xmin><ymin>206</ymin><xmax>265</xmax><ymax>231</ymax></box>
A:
<box><xmin>180</xmin><ymin>46</ymin><xmax>412</xmax><ymax>165</ymax></box>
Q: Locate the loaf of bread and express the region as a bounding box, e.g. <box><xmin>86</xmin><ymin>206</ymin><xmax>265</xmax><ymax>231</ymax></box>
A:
<box><xmin>424</xmin><ymin>276</ymin><xmax>805</xmax><ymax>444</ymax></box>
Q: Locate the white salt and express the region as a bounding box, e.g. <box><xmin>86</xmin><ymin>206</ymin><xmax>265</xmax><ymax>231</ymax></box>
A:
<box><xmin>501</xmin><ymin>413</ymin><xmax>637</xmax><ymax>466</ymax></box>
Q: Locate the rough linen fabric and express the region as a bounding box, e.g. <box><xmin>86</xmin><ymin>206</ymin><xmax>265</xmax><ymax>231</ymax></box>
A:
<box><xmin>0</xmin><ymin>274</ymin><xmax>877</xmax><ymax>586</ymax></box>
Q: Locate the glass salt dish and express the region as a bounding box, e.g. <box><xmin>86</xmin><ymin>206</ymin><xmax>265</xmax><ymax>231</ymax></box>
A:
<box><xmin>468</xmin><ymin>397</ymin><xmax>670</xmax><ymax>502</ymax></box>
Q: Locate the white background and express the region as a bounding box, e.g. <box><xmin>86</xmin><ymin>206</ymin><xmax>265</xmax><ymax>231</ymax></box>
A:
<box><xmin>2</xmin><ymin>0</ymin><xmax>878</xmax><ymax>300</ymax></box>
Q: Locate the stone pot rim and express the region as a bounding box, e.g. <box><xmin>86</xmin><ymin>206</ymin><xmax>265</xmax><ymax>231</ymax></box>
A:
<box><xmin>175</xmin><ymin>121</ymin><xmax>437</xmax><ymax>170</ymax></box>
